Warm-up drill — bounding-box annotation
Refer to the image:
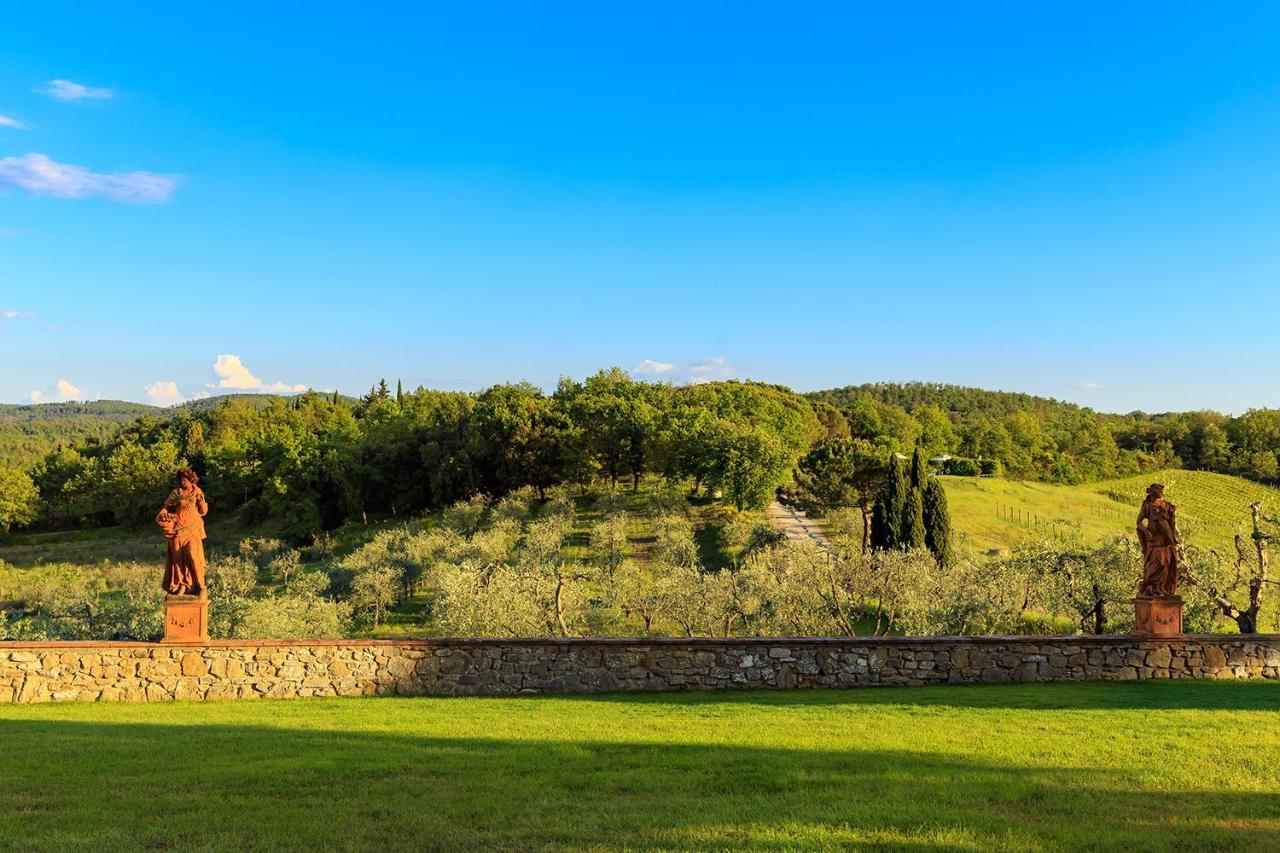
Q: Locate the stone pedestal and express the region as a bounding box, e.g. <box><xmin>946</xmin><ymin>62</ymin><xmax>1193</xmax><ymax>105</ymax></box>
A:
<box><xmin>1134</xmin><ymin>596</ymin><xmax>1183</xmax><ymax>637</ymax></box>
<box><xmin>162</xmin><ymin>595</ymin><xmax>209</xmax><ymax>643</ymax></box>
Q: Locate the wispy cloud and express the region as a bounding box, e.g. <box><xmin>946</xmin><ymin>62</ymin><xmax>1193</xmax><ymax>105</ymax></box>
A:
<box><xmin>0</xmin><ymin>153</ymin><xmax>178</xmax><ymax>203</ymax></box>
<box><xmin>30</xmin><ymin>378</ymin><xmax>83</xmax><ymax>404</ymax></box>
<box><xmin>1079</xmin><ymin>382</ymin><xmax>1104</xmax><ymax>391</ymax></box>
<box><xmin>686</xmin><ymin>357</ymin><xmax>738</xmax><ymax>382</ymax></box>
<box><xmin>632</xmin><ymin>359</ymin><xmax>678</xmax><ymax>375</ymax></box>
<box><xmin>0</xmin><ymin>227</ymin><xmax>29</xmax><ymax>238</ymax></box>
<box><xmin>631</xmin><ymin>356</ymin><xmax>739</xmax><ymax>385</ymax></box>
<box><xmin>2</xmin><ymin>310</ymin><xmax>35</xmax><ymax>321</ymax></box>
<box><xmin>212</xmin><ymin>354</ymin><xmax>307</xmax><ymax>395</ymax></box>
<box><xmin>145</xmin><ymin>380</ymin><xmax>186</xmax><ymax>407</ymax></box>
<box><xmin>0</xmin><ymin>114</ymin><xmax>29</xmax><ymax>130</ymax></box>
<box><xmin>39</xmin><ymin>79</ymin><xmax>113</xmax><ymax>101</ymax></box>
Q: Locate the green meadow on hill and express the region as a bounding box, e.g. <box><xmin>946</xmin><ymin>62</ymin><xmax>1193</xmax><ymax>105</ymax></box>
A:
<box><xmin>941</xmin><ymin>469</ymin><xmax>1280</xmax><ymax>554</ymax></box>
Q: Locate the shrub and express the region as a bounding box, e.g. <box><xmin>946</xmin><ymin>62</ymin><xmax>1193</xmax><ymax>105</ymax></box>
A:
<box><xmin>942</xmin><ymin>457</ymin><xmax>981</xmax><ymax>477</ymax></box>
<box><xmin>233</xmin><ymin>588</ymin><xmax>350</xmax><ymax>639</ymax></box>
<box><xmin>239</xmin><ymin>537</ymin><xmax>288</xmax><ymax>569</ymax></box>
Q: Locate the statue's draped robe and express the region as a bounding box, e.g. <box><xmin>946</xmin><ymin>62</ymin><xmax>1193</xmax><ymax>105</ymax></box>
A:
<box><xmin>159</xmin><ymin>486</ymin><xmax>208</xmax><ymax>596</ymax></box>
<box><xmin>1136</xmin><ymin>499</ymin><xmax>1178</xmax><ymax>597</ymax></box>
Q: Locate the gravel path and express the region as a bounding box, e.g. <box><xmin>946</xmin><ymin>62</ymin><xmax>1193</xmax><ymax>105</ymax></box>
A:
<box><xmin>765</xmin><ymin>500</ymin><xmax>831</xmax><ymax>550</ymax></box>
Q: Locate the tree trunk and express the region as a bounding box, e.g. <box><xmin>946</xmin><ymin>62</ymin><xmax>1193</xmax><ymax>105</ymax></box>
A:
<box><xmin>554</xmin><ymin>575</ymin><xmax>569</xmax><ymax>636</ymax></box>
<box><xmin>860</xmin><ymin>504</ymin><xmax>873</xmax><ymax>554</ymax></box>
<box><xmin>1090</xmin><ymin>587</ymin><xmax>1106</xmax><ymax>635</ymax></box>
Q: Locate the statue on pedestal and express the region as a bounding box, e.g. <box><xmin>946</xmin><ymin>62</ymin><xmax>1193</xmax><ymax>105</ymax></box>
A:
<box><xmin>1134</xmin><ymin>483</ymin><xmax>1183</xmax><ymax>635</ymax></box>
<box><xmin>157</xmin><ymin>468</ymin><xmax>208</xmax><ymax>597</ymax></box>
<box><xmin>156</xmin><ymin>468</ymin><xmax>210</xmax><ymax>642</ymax></box>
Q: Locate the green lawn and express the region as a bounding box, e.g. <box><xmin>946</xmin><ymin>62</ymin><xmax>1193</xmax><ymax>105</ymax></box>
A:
<box><xmin>1</xmin><ymin>682</ymin><xmax>1278</xmax><ymax>851</ymax></box>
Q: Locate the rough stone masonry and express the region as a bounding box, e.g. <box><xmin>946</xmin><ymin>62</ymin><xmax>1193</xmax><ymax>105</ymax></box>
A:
<box><xmin>1</xmin><ymin>635</ymin><xmax>1278</xmax><ymax>703</ymax></box>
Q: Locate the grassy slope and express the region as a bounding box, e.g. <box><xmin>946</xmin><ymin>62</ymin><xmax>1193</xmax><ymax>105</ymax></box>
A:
<box><xmin>942</xmin><ymin>469</ymin><xmax>1280</xmax><ymax>553</ymax></box>
<box><xmin>0</xmin><ymin>682</ymin><xmax>1277</xmax><ymax>851</ymax></box>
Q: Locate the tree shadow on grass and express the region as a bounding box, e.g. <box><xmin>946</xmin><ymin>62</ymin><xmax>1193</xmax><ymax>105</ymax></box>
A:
<box><xmin>571</xmin><ymin>679</ymin><xmax>1280</xmax><ymax>713</ymax></box>
<box><xmin>0</xmin><ymin>716</ymin><xmax>1276</xmax><ymax>852</ymax></box>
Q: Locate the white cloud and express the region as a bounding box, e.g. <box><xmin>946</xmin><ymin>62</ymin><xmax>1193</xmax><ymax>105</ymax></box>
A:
<box><xmin>630</xmin><ymin>356</ymin><xmax>739</xmax><ymax>385</ymax></box>
<box><xmin>145</xmin><ymin>380</ymin><xmax>186</xmax><ymax>407</ymax></box>
<box><xmin>632</xmin><ymin>359</ymin><xmax>678</xmax><ymax>375</ymax></box>
<box><xmin>1079</xmin><ymin>382</ymin><xmax>1104</xmax><ymax>391</ymax></box>
<box><xmin>39</xmin><ymin>79</ymin><xmax>114</xmax><ymax>101</ymax></box>
<box><xmin>2</xmin><ymin>309</ymin><xmax>34</xmax><ymax>321</ymax></box>
<box><xmin>30</xmin><ymin>378</ymin><xmax>83</xmax><ymax>404</ymax></box>
<box><xmin>0</xmin><ymin>114</ymin><xmax>29</xmax><ymax>130</ymax></box>
<box><xmin>212</xmin><ymin>354</ymin><xmax>307</xmax><ymax>395</ymax></box>
<box><xmin>213</xmin><ymin>354</ymin><xmax>261</xmax><ymax>389</ymax></box>
<box><xmin>261</xmin><ymin>381</ymin><xmax>309</xmax><ymax>393</ymax></box>
<box><xmin>0</xmin><ymin>153</ymin><xmax>178</xmax><ymax>203</ymax></box>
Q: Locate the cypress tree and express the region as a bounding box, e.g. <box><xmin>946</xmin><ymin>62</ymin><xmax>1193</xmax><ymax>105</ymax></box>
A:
<box><xmin>870</xmin><ymin>500</ymin><xmax>890</xmax><ymax>550</ymax></box>
<box><xmin>396</xmin><ymin>379</ymin><xmax>404</xmax><ymax>408</ymax></box>
<box><xmin>332</xmin><ymin>390</ymin><xmax>340</xmax><ymax>405</ymax></box>
<box><xmin>922</xmin><ymin>478</ymin><xmax>952</xmax><ymax>566</ymax></box>
<box><xmin>909</xmin><ymin>444</ymin><xmax>928</xmax><ymax>491</ymax></box>
<box><xmin>881</xmin><ymin>453</ymin><xmax>909</xmax><ymax>549</ymax></box>
<box><xmin>900</xmin><ymin>485</ymin><xmax>926</xmax><ymax>551</ymax></box>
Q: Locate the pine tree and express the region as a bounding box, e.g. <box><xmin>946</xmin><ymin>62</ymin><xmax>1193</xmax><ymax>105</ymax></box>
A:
<box><xmin>360</xmin><ymin>379</ymin><xmax>391</xmax><ymax>407</ymax></box>
<box><xmin>922</xmin><ymin>478</ymin><xmax>952</xmax><ymax>565</ymax></box>
<box><xmin>900</xmin><ymin>486</ymin><xmax>926</xmax><ymax>550</ymax></box>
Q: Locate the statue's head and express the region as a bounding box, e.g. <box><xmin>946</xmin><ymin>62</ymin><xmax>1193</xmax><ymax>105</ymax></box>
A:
<box><xmin>1146</xmin><ymin>483</ymin><xmax>1165</xmax><ymax>501</ymax></box>
<box><xmin>177</xmin><ymin>467</ymin><xmax>200</xmax><ymax>488</ymax></box>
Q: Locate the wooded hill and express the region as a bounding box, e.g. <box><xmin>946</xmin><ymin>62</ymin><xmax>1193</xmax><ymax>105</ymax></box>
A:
<box><xmin>5</xmin><ymin>376</ymin><xmax>1280</xmax><ymax>542</ymax></box>
<box><xmin>808</xmin><ymin>381</ymin><xmax>1279</xmax><ymax>485</ymax></box>
<box><xmin>0</xmin><ymin>395</ymin><xmax>330</xmax><ymax>469</ymax></box>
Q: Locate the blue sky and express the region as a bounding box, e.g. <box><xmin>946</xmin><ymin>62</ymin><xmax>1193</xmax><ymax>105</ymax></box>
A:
<box><xmin>2</xmin><ymin>4</ymin><xmax>1279</xmax><ymax>413</ymax></box>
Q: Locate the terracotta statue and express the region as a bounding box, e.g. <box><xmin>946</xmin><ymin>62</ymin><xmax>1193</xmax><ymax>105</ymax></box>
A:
<box><xmin>156</xmin><ymin>467</ymin><xmax>209</xmax><ymax>597</ymax></box>
<box><xmin>1135</xmin><ymin>483</ymin><xmax>1179</xmax><ymax>597</ymax></box>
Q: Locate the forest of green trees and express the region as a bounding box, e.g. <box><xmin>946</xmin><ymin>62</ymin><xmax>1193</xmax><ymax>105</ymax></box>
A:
<box><xmin>0</xmin><ymin>371</ymin><xmax>821</xmax><ymax>538</ymax></box>
<box><xmin>6</xmin><ymin>376</ymin><xmax>1280</xmax><ymax>540</ymax></box>
<box><xmin>5</xmin><ymin>373</ymin><xmax>1278</xmax><ymax>641</ymax></box>
<box><xmin>811</xmin><ymin>382</ymin><xmax>1280</xmax><ymax>484</ymax></box>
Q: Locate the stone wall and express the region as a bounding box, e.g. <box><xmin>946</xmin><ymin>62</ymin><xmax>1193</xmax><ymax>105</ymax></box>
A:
<box><xmin>2</xmin><ymin>635</ymin><xmax>1278</xmax><ymax>703</ymax></box>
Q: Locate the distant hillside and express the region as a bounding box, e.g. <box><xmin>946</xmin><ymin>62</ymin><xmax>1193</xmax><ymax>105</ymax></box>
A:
<box><xmin>0</xmin><ymin>401</ymin><xmax>162</xmax><ymax>469</ymax></box>
<box><xmin>808</xmin><ymin>381</ymin><xmax>1112</xmax><ymax>423</ymax></box>
<box><xmin>0</xmin><ymin>401</ymin><xmax>160</xmax><ymax>425</ymax></box>
<box><xmin>0</xmin><ymin>395</ymin><xmax>323</xmax><ymax>469</ymax></box>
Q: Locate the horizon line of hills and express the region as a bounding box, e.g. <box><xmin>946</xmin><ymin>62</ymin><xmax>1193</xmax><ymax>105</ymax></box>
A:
<box><xmin>4</xmin><ymin>376</ymin><xmax>1279</xmax><ymax>536</ymax></box>
<box><xmin>0</xmin><ymin>380</ymin><xmax>1259</xmax><ymax>425</ymax></box>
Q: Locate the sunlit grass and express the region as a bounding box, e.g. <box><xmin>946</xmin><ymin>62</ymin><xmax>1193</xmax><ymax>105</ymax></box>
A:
<box><xmin>1</xmin><ymin>681</ymin><xmax>1277</xmax><ymax>851</ymax></box>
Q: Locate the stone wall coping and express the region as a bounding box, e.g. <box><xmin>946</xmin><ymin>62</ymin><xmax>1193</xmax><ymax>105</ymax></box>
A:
<box><xmin>2</xmin><ymin>633</ymin><xmax>1276</xmax><ymax>650</ymax></box>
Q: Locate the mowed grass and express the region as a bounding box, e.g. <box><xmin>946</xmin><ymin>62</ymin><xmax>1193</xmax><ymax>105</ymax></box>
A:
<box><xmin>941</xmin><ymin>469</ymin><xmax>1280</xmax><ymax>553</ymax></box>
<box><xmin>1</xmin><ymin>682</ymin><xmax>1278</xmax><ymax>851</ymax></box>
<box><xmin>940</xmin><ymin>476</ymin><xmax>1131</xmax><ymax>552</ymax></box>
